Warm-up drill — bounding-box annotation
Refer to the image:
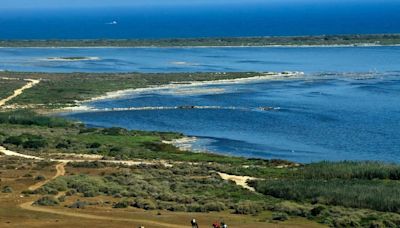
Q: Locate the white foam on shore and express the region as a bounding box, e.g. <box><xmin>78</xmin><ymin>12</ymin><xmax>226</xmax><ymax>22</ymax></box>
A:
<box><xmin>2</xmin><ymin>43</ymin><xmax>399</xmax><ymax>49</ymax></box>
<box><xmin>60</xmin><ymin>71</ymin><xmax>303</xmax><ymax>112</ymax></box>
<box><xmin>90</xmin><ymin>72</ymin><xmax>302</xmax><ymax>101</ymax></box>
<box><xmin>162</xmin><ymin>137</ymin><xmax>198</xmax><ymax>152</ymax></box>
<box><xmin>40</xmin><ymin>57</ymin><xmax>101</xmax><ymax>62</ymax></box>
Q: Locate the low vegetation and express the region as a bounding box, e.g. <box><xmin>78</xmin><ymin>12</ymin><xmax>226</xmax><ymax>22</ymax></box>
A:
<box><xmin>0</xmin><ymin>110</ymin><xmax>72</xmax><ymax>127</ymax></box>
<box><xmin>0</xmin><ymin>78</ymin><xmax>26</xmax><ymax>100</ymax></box>
<box><xmin>0</xmin><ymin>34</ymin><xmax>399</xmax><ymax>47</ymax></box>
<box><xmin>296</xmin><ymin>161</ymin><xmax>400</xmax><ymax>180</ymax></box>
<box><xmin>250</xmin><ymin>161</ymin><xmax>400</xmax><ymax>227</ymax></box>
<box><xmin>0</xmin><ymin>71</ymin><xmax>264</xmax><ymax>109</ymax></box>
<box><xmin>1</xmin><ymin>71</ymin><xmax>400</xmax><ymax>227</ymax></box>
<box><xmin>39</xmin><ymin>163</ymin><xmax>273</xmax><ymax>213</ymax></box>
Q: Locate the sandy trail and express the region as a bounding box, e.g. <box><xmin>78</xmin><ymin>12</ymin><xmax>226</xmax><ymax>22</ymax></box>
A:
<box><xmin>0</xmin><ymin>78</ymin><xmax>40</xmax><ymax>107</ymax></box>
<box><xmin>28</xmin><ymin>162</ymin><xmax>66</xmax><ymax>191</ymax></box>
<box><xmin>0</xmin><ymin>146</ymin><xmax>43</xmax><ymax>160</ymax></box>
<box><xmin>218</xmin><ymin>172</ymin><xmax>257</xmax><ymax>191</ymax></box>
<box><xmin>0</xmin><ymin>146</ymin><xmax>257</xmax><ymax>193</ymax></box>
<box><xmin>0</xmin><ymin>147</ymin><xmax>254</xmax><ymax>227</ymax></box>
<box><xmin>17</xmin><ymin>161</ymin><xmax>187</xmax><ymax>228</ymax></box>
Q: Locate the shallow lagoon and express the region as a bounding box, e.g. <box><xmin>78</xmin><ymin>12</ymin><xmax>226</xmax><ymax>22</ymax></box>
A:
<box><xmin>4</xmin><ymin>46</ymin><xmax>399</xmax><ymax>163</ymax></box>
<box><xmin>65</xmin><ymin>72</ymin><xmax>400</xmax><ymax>163</ymax></box>
<box><xmin>1</xmin><ymin>46</ymin><xmax>400</xmax><ymax>73</ymax></box>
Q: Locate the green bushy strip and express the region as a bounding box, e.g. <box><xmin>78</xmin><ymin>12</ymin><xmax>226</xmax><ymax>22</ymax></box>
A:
<box><xmin>298</xmin><ymin>161</ymin><xmax>400</xmax><ymax>180</ymax></box>
<box><xmin>4</xmin><ymin>133</ymin><xmax>48</xmax><ymax>149</ymax></box>
<box><xmin>252</xmin><ymin>179</ymin><xmax>400</xmax><ymax>213</ymax></box>
<box><xmin>0</xmin><ymin>110</ymin><xmax>72</xmax><ymax>128</ymax></box>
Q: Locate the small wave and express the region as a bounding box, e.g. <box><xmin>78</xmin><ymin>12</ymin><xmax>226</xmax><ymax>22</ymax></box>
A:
<box><xmin>40</xmin><ymin>57</ymin><xmax>101</xmax><ymax>62</ymax></box>
<box><xmin>66</xmin><ymin>105</ymin><xmax>283</xmax><ymax>113</ymax></box>
<box><xmin>170</xmin><ymin>61</ymin><xmax>199</xmax><ymax>66</ymax></box>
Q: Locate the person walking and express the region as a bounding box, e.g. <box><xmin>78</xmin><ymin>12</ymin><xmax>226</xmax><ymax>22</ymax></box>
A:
<box><xmin>212</xmin><ymin>221</ymin><xmax>220</xmax><ymax>228</ymax></box>
<box><xmin>220</xmin><ymin>221</ymin><xmax>227</xmax><ymax>228</ymax></box>
<box><xmin>191</xmin><ymin>218</ymin><xmax>199</xmax><ymax>228</ymax></box>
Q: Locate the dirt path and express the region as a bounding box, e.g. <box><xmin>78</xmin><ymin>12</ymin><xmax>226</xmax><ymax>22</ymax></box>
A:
<box><xmin>18</xmin><ymin>162</ymin><xmax>187</xmax><ymax>228</ymax></box>
<box><xmin>28</xmin><ymin>162</ymin><xmax>66</xmax><ymax>191</ymax></box>
<box><xmin>218</xmin><ymin>172</ymin><xmax>257</xmax><ymax>191</ymax></box>
<box><xmin>0</xmin><ymin>147</ymin><xmax>255</xmax><ymax>227</ymax></box>
<box><xmin>0</xmin><ymin>78</ymin><xmax>40</xmax><ymax>107</ymax></box>
<box><xmin>0</xmin><ymin>148</ymin><xmax>184</xmax><ymax>228</ymax></box>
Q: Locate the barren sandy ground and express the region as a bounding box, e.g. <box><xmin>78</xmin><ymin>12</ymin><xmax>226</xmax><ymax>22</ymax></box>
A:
<box><xmin>218</xmin><ymin>172</ymin><xmax>257</xmax><ymax>191</ymax></box>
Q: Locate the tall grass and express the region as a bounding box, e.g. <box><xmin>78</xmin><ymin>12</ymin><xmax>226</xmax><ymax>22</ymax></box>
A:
<box><xmin>253</xmin><ymin>179</ymin><xmax>400</xmax><ymax>213</ymax></box>
<box><xmin>298</xmin><ymin>161</ymin><xmax>400</xmax><ymax>180</ymax></box>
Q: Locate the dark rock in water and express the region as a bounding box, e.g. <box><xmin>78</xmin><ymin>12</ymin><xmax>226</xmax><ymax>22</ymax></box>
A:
<box><xmin>259</xmin><ymin>106</ymin><xmax>274</xmax><ymax>111</ymax></box>
<box><xmin>177</xmin><ymin>105</ymin><xmax>196</xmax><ymax>109</ymax></box>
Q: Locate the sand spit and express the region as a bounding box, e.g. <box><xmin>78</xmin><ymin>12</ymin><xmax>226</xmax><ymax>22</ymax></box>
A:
<box><xmin>61</xmin><ymin>105</ymin><xmax>282</xmax><ymax>114</ymax></box>
<box><xmin>2</xmin><ymin>43</ymin><xmax>399</xmax><ymax>49</ymax></box>
<box><xmin>61</xmin><ymin>71</ymin><xmax>303</xmax><ymax>112</ymax></box>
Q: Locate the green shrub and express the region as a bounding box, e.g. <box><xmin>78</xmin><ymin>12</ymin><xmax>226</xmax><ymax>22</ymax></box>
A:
<box><xmin>4</xmin><ymin>136</ymin><xmax>24</xmax><ymax>146</ymax></box>
<box><xmin>2</xmin><ymin>186</ymin><xmax>13</xmax><ymax>193</ymax></box>
<box><xmin>272</xmin><ymin>212</ymin><xmax>289</xmax><ymax>221</ymax></box>
<box><xmin>186</xmin><ymin>203</ymin><xmax>206</xmax><ymax>212</ymax></box>
<box><xmin>65</xmin><ymin>189</ymin><xmax>76</xmax><ymax>196</ymax></box>
<box><xmin>272</xmin><ymin>201</ymin><xmax>311</xmax><ymax>217</ymax></box>
<box><xmin>69</xmin><ymin>200</ymin><xmax>87</xmax><ymax>209</ymax></box>
<box><xmin>58</xmin><ymin>195</ymin><xmax>66</xmax><ymax>202</ymax></box>
<box><xmin>101</xmin><ymin>127</ymin><xmax>128</xmax><ymax>136</ymax></box>
<box><xmin>87</xmin><ymin>142</ymin><xmax>101</xmax><ymax>149</ymax></box>
<box><xmin>310</xmin><ymin>205</ymin><xmax>326</xmax><ymax>216</ymax></box>
<box><xmin>35</xmin><ymin>175</ymin><xmax>46</xmax><ymax>181</ymax></box>
<box><xmin>34</xmin><ymin>196</ymin><xmax>59</xmax><ymax>206</ymax></box>
<box><xmin>204</xmin><ymin>202</ymin><xmax>226</xmax><ymax>212</ymax></box>
<box><xmin>234</xmin><ymin>201</ymin><xmax>264</xmax><ymax>215</ymax></box>
<box><xmin>132</xmin><ymin>198</ymin><xmax>157</xmax><ymax>210</ymax></box>
<box><xmin>4</xmin><ymin>134</ymin><xmax>47</xmax><ymax>149</ymax></box>
<box><xmin>23</xmin><ymin>138</ymin><xmax>47</xmax><ymax>149</ymax></box>
<box><xmin>113</xmin><ymin>200</ymin><xmax>130</xmax><ymax>208</ymax></box>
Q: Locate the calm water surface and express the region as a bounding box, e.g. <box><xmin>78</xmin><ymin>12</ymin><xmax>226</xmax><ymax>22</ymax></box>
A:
<box><xmin>1</xmin><ymin>46</ymin><xmax>400</xmax><ymax>73</ymax></box>
<box><xmin>3</xmin><ymin>46</ymin><xmax>399</xmax><ymax>163</ymax></box>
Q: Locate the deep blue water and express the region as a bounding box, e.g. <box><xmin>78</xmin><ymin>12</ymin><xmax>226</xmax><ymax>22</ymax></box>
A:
<box><xmin>3</xmin><ymin>46</ymin><xmax>400</xmax><ymax>162</ymax></box>
<box><xmin>1</xmin><ymin>1</ymin><xmax>400</xmax><ymax>39</ymax></box>
<box><xmin>66</xmin><ymin>73</ymin><xmax>400</xmax><ymax>163</ymax></box>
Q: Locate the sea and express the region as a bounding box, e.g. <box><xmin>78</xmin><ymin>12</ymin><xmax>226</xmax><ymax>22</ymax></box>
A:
<box><xmin>1</xmin><ymin>1</ymin><xmax>400</xmax><ymax>163</ymax></box>
<box><xmin>0</xmin><ymin>1</ymin><xmax>400</xmax><ymax>39</ymax></box>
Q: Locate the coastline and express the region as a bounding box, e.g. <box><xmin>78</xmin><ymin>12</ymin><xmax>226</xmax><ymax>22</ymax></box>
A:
<box><xmin>1</xmin><ymin>43</ymin><xmax>400</xmax><ymax>49</ymax></box>
<box><xmin>59</xmin><ymin>71</ymin><xmax>304</xmax><ymax>113</ymax></box>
